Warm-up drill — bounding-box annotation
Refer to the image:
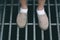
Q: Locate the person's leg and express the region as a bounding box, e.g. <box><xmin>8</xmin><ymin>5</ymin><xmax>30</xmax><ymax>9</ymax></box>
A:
<box><xmin>20</xmin><ymin>0</ymin><xmax>27</xmax><ymax>8</ymax></box>
<box><xmin>37</xmin><ymin>0</ymin><xmax>48</xmax><ymax>30</ymax></box>
<box><xmin>37</xmin><ymin>0</ymin><xmax>45</xmax><ymax>10</ymax></box>
<box><xmin>17</xmin><ymin>0</ymin><xmax>28</xmax><ymax>28</ymax></box>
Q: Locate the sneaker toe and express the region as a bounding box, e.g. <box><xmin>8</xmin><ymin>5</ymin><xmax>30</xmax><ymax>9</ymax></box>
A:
<box><xmin>16</xmin><ymin>13</ymin><xmax>27</xmax><ymax>28</ymax></box>
<box><xmin>38</xmin><ymin>14</ymin><xmax>48</xmax><ymax>30</ymax></box>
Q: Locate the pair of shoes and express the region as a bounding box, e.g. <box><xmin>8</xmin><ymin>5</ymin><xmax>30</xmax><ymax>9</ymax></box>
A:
<box><xmin>16</xmin><ymin>8</ymin><xmax>48</xmax><ymax>30</ymax></box>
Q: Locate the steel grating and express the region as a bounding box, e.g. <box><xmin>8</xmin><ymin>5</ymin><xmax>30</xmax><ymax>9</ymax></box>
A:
<box><xmin>0</xmin><ymin>0</ymin><xmax>60</xmax><ymax>40</ymax></box>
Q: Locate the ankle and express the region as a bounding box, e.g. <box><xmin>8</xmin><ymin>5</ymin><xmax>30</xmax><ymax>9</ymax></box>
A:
<box><xmin>37</xmin><ymin>8</ymin><xmax>46</xmax><ymax>15</ymax></box>
<box><xmin>21</xmin><ymin>5</ymin><xmax>28</xmax><ymax>9</ymax></box>
<box><xmin>20</xmin><ymin>8</ymin><xmax>28</xmax><ymax>14</ymax></box>
<box><xmin>37</xmin><ymin>6</ymin><xmax>44</xmax><ymax>10</ymax></box>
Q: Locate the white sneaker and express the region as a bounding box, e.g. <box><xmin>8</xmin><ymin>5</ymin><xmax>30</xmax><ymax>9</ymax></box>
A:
<box><xmin>17</xmin><ymin>13</ymin><xmax>27</xmax><ymax>28</ymax></box>
<box><xmin>37</xmin><ymin>14</ymin><xmax>48</xmax><ymax>30</ymax></box>
<box><xmin>16</xmin><ymin>8</ymin><xmax>28</xmax><ymax>28</ymax></box>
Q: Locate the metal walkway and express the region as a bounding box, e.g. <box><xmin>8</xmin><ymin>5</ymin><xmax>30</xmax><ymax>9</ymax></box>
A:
<box><xmin>0</xmin><ymin>0</ymin><xmax>60</xmax><ymax>40</ymax></box>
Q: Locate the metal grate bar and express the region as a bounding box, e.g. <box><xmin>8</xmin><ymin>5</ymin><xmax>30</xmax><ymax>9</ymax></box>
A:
<box><xmin>0</xmin><ymin>23</ymin><xmax>60</xmax><ymax>25</ymax></box>
<box><xmin>25</xmin><ymin>1</ymin><xmax>28</xmax><ymax>40</ymax></box>
<box><xmin>41</xmin><ymin>30</ymin><xmax>44</xmax><ymax>40</ymax></box>
<box><xmin>0</xmin><ymin>4</ymin><xmax>60</xmax><ymax>6</ymax></box>
<box><xmin>33</xmin><ymin>0</ymin><xmax>36</xmax><ymax>40</ymax></box>
<box><xmin>17</xmin><ymin>27</ymin><xmax>19</xmax><ymax>40</ymax></box>
<box><xmin>25</xmin><ymin>25</ymin><xmax>28</xmax><ymax>40</ymax></box>
<box><xmin>25</xmin><ymin>0</ymin><xmax>28</xmax><ymax>39</ymax></box>
<box><xmin>16</xmin><ymin>2</ymin><xmax>19</xmax><ymax>40</ymax></box>
<box><xmin>8</xmin><ymin>0</ymin><xmax>13</xmax><ymax>40</ymax></box>
<box><xmin>48</xmin><ymin>0</ymin><xmax>52</xmax><ymax>40</ymax></box>
<box><xmin>0</xmin><ymin>0</ymin><xmax>6</xmax><ymax>40</ymax></box>
<box><xmin>55</xmin><ymin>0</ymin><xmax>60</xmax><ymax>40</ymax></box>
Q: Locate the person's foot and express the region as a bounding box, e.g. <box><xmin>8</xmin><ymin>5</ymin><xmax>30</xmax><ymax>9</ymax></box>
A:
<box><xmin>37</xmin><ymin>9</ymin><xmax>48</xmax><ymax>30</ymax></box>
<box><xmin>16</xmin><ymin>8</ymin><xmax>28</xmax><ymax>28</ymax></box>
<box><xmin>38</xmin><ymin>14</ymin><xmax>48</xmax><ymax>30</ymax></box>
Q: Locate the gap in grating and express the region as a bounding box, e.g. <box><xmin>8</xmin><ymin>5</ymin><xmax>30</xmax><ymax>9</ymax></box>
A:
<box><xmin>6</xmin><ymin>0</ymin><xmax>11</xmax><ymax>4</ymax></box>
<box><xmin>2</xmin><ymin>25</ymin><xmax>9</xmax><ymax>40</ymax></box>
<box><xmin>4</xmin><ymin>6</ymin><xmax>11</xmax><ymax>23</ymax></box>
<box><xmin>36</xmin><ymin>25</ymin><xmax>41</xmax><ymax>40</ymax></box>
<box><xmin>44</xmin><ymin>26</ymin><xmax>50</xmax><ymax>40</ymax></box>
<box><xmin>27</xmin><ymin>25</ymin><xmax>33</xmax><ymax>40</ymax></box>
<box><xmin>58</xmin><ymin>6</ymin><xmax>60</xmax><ymax>23</ymax></box>
<box><xmin>51</xmin><ymin>25</ymin><xmax>58</xmax><ymax>40</ymax></box>
<box><xmin>35</xmin><ymin>5</ymin><xmax>38</xmax><ymax>23</ymax></box>
<box><xmin>13</xmin><ymin>0</ymin><xmax>19</xmax><ymax>4</ymax></box>
<box><xmin>50</xmin><ymin>0</ymin><xmax>55</xmax><ymax>4</ymax></box>
<box><xmin>11</xmin><ymin>25</ymin><xmax>17</xmax><ymax>40</ymax></box>
<box><xmin>0</xmin><ymin>6</ymin><xmax>4</xmax><ymax>23</ymax></box>
<box><xmin>12</xmin><ymin>6</ymin><xmax>18</xmax><ymax>23</ymax></box>
<box><xmin>57</xmin><ymin>0</ymin><xmax>60</xmax><ymax>4</ymax></box>
<box><xmin>19</xmin><ymin>27</ymin><xmax>25</xmax><ymax>40</ymax></box>
<box><xmin>50</xmin><ymin>5</ymin><xmax>57</xmax><ymax>23</ymax></box>
<box><xmin>27</xmin><ymin>0</ymin><xmax>33</xmax><ymax>4</ymax></box>
<box><xmin>0</xmin><ymin>0</ymin><xmax>4</xmax><ymax>4</ymax></box>
<box><xmin>28</xmin><ymin>5</ymin><xmax>33</xmax><ymax>23</ymax></box>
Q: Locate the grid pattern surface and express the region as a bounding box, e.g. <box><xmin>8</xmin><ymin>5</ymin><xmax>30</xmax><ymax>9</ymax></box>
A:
<box><xmin>0</xmin><ymin>0</ymin><xmax>60</xmax><ymax>40</ymax></box>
